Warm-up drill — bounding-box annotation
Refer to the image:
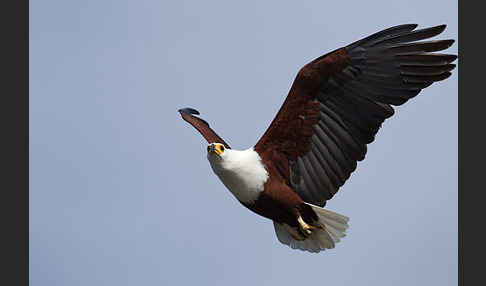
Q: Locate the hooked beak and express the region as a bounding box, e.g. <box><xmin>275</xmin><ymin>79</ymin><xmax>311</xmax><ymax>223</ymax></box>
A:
<box><xmin>208</xmin><ymin>144</ymin><xmax>215</xmax><ymax>153</ymax></box>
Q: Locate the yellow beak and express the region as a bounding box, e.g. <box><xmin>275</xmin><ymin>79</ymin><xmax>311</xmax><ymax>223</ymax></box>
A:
<box><xmin>208</xmin><ymin>143</ymin><xmax>224</xmax><ymax>155</ymax></box>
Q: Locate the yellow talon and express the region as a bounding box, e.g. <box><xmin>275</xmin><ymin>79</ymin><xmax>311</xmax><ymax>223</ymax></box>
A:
<box><xmin>297</xmin><ymin>216</ymin><xmax>315</xmax><ymax>236</ymax></box>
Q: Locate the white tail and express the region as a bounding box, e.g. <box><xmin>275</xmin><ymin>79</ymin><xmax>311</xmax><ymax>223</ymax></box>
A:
<box><xmin>273</xmin><ymin>203</ymin><xmax>349</xmax><ymax>253</ymax></box>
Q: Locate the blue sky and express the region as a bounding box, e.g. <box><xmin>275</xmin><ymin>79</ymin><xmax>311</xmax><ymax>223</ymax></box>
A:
<box><xmin>30</xmin><ymin>1</ymin><xmax>457</xmax><ymax>285</ymax></box>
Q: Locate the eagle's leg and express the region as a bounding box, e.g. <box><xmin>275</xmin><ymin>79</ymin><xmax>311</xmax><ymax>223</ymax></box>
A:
<box><xmin>297</xmin><ymin>215</ymin><xmax>316</xmax><ymax>236</ymax></box>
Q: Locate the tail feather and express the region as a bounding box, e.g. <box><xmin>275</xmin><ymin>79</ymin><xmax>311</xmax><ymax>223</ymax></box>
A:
<box><xmin>319</xmin><ymin>216</ymin><xmax>347</xmax><ymax>233</ymax></box>
<box><xmin>273</xmin><ymin>203</ymin><xmax>349</xmax><ymax>253</ymax></box>
<box><xmin>321</xmin><ymin>223</ymin><xmax>344</xmax><ymax>242</ymax></box>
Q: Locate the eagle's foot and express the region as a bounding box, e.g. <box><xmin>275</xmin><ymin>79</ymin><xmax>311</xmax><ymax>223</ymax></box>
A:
<box><xmin>297</xmin><ymin>216</ymin><xmax>315</xmax><ymax>236</ymax></box>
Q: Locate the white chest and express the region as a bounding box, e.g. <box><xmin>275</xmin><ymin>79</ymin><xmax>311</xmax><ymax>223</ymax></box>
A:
<box><xmin>208</xmin><ymin>148</ymin><xmax>268</xmax><ymax>203</ymax></box>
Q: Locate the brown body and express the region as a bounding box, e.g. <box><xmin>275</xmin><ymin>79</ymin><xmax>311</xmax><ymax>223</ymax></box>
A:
<box><xmin>242</xmin><ymin>175</ymin><xmax>318</xmax><ymax>228</ymax></box>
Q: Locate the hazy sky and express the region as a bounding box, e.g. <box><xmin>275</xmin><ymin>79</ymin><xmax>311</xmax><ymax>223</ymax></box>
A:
<box><xmin>30</xmin><ymin>1</ymin><xmax>457</xmax><ymax>285</ymax></box>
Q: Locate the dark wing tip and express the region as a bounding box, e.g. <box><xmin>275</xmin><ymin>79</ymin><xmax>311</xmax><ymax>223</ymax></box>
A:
<box><xmin>427</xmin><ymin>24</ymin><xmax>447</xmax><ymax>36</ymax></box>
<box><xmin>430</xmin><ymin>24</ymin><xmax>446</xmax><ymax>31</ymax></box>
<box><xmin>395</xmin><ymin>23</ymin><xmax>418</xmax><ymax>29</ymax></box>
<box><xmin>443</xmin><ymin>39</ymin><xmax>455</xmax><ymax>48</ymax></box>
<box><xmin>178</xmin><ymin>107</ymin><xmax>200</xmax><ymax>115</ymax></box>
<box><xmin>178</xmin><ymin>107</ymin><xmax>210</xmax><ymax>127</ymax></box>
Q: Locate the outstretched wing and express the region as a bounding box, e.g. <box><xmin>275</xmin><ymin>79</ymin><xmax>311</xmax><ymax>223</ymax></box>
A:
<box><xmin>178</xmin><ymin>108</ymin><xmax>231</xmax><ymax>149</ymax></box>
<box><xmin>254</xmin><ymin>24</ymin><xmax>456</xmax><ymax>207</ymax></box>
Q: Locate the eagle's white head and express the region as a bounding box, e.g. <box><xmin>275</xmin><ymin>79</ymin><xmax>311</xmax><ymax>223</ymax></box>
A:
<box><xmin>206</xmin><ymin>142</ymin><xmax>268</xmax><ymax>203</ymax></box>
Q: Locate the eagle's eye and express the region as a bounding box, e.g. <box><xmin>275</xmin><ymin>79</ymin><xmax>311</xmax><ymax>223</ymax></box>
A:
<box><xmin>219</xmin><ymin>145</ymin><xmax>224</xmax><ymax>152</ymax></box>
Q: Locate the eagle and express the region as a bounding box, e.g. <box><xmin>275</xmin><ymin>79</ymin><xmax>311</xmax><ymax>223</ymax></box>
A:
<box><xmin>178</xmin><ymin>24</ymin><xmax>457</xmax><ymax>253</ymax></box>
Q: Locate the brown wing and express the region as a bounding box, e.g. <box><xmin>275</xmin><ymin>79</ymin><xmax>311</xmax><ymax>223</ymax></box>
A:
<box><xmin>254</xmin><ymin>24</ymin><xmax>457</xmax><ymax>207</ymax></box>
<box><xmin>179</xmin><ymin>108</ymin><xmax>231</xmax><ymax>149</ymax></box>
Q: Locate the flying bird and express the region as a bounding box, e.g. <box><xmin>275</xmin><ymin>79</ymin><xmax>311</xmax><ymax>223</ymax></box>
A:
<box><xmin>178</xmin><ymin>24</ymin><xmax>457</xmax><ymax>253</ymax></box>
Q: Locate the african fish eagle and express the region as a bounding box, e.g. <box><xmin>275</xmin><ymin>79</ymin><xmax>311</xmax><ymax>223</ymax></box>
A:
<box><xmin>178</xmin><ymin>24</ymin><xmax>457</xmax><ymax>253</ymax></box>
